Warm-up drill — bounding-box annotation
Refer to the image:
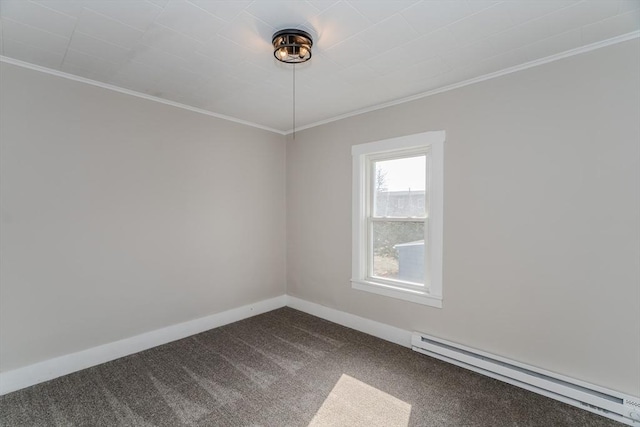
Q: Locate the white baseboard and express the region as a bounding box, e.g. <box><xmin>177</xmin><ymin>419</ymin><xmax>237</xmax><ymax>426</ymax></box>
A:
<box><xmin>285</xmin><ymin>295</ymin><xmax>412</xmax><ymax>348</ymax></box>
<box><xmin>0</xmin><ymin>295</ymin><xmax>287</xmax><ymax>395</ymax></box>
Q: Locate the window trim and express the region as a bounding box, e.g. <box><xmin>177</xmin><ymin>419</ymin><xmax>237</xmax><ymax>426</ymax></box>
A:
<box><xmin>351</xmin><ymin>131</ymin><xmax>445</xmax><ymax>308</ymax></box>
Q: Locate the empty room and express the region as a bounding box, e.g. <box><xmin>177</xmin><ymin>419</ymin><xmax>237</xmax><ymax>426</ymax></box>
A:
<box><xmin>0</xmin><ymin>0</ymin><xmax>639</xmax><ymax>426</ymax></box>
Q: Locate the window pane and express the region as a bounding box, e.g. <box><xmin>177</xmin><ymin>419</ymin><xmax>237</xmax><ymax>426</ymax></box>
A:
<box><xmin>371</xmin><ymin>221</ymin><xmax>424</xmax><ymax>285</ymax></box>
<box><xmin>374</xmin><ymin>155</ymin><xmax>426</xmax><ymax>218</ymax></box>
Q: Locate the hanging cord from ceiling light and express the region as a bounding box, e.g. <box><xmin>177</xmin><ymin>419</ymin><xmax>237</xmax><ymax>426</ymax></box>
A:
<box><xmin>272</xmin><ymin>29</ymin><xmax>312</xmax><ymax>139</ymax></box>
<box><xmin>293</xmin><ymin>63</ymin><xmax>296</xmax><ymax>139</ymax></box>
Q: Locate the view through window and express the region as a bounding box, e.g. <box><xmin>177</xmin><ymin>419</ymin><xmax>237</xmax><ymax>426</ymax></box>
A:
<box><xmin>371</xmin><ymin>154</ymin><xmax>427</xmax><ymax>286</ymax></box>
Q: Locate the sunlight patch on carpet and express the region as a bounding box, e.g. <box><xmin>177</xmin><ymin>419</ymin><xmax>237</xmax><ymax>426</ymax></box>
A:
<box><xmin>309</xmin><ymin>374</ymin><xmax>411</xmax><ymax>427</ymax></box>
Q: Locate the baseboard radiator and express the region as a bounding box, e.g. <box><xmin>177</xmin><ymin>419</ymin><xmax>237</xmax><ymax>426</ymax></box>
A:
<box><xmin>411</xmin><ymin>332</ymin><xmax>640</xmax><ymax>426</ymax></box>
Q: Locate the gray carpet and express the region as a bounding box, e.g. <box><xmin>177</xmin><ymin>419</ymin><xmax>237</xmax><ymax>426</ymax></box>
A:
<box><xmin>0</xmin><ymin>307</ymin><xmax>621</xmax><ymax>426</ymax></box>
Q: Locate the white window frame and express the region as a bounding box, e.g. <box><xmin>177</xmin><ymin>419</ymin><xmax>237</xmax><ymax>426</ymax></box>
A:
<box><xmin>351</xmin><ymin>131</ymin><xmax>445</xmax><ymax>308</ymax></box>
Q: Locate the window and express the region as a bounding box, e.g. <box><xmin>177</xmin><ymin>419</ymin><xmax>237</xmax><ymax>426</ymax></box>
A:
<box><xmin>352</xmin><ymin>131</ymin><xmax>444</xmax><ymax>307</ymax></box>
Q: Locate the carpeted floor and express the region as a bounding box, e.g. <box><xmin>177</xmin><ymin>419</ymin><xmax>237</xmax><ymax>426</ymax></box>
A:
<box><xmin>0</xmin><ymin>307</ymin><xmax>621</xmax><ymax>426</ymax></box>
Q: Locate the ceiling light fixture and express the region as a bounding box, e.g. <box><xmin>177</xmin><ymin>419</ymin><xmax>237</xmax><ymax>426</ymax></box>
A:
<box><xmin>272</xmin><ymin>29</ymin><xmax>313</xmax><ymax>64</ymax></box>
<box><xmin>272</xmin><ymin>29</ymin><xmax>313</xmax><ymax>139</ymax></box>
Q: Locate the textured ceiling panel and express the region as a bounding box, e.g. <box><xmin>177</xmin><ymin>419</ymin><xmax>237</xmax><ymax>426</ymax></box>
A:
<box><xmin>0</xmin><ymin>0</ymin><xmax>638</xmax><ymax>132</ymax></box>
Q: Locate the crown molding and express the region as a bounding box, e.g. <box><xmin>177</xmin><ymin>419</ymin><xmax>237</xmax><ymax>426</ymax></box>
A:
<box><xmin>2</xmin><ymin>30</ymin><xmax>638</xmax><ymax>137</ymax></box>
<box><xmin>285</xmin><ymin>30</ymin><xmax>640</xmax><ymax>135</ymax></box>
<box><xmin>0</xmin><ymin>56</ymin><xmax>287</xmax><ymax>136</ymax></box>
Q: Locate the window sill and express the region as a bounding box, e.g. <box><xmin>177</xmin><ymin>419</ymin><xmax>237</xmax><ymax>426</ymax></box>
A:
<box><xmin>351</xmin><ymin>279</ymin><xmax>443</xmax><ymax>308</ymax></box>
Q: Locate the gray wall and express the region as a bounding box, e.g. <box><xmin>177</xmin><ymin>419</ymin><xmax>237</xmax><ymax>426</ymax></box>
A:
<box><xmin>2</xmin><ymin>39</ymin><xmax>638</xmax><ymax>397</ymax></box>
<box><xmin>287</xmin><ymin>40</ymin><xmax>640</xmax><ymax>396</ymax></box>
<box><xmin>0</xmin><ymin>63</ymin><xmax>286</xmax><ymax>372</ymax></box>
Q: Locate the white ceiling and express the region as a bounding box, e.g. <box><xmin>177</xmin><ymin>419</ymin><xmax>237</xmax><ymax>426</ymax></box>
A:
<box><xmin>0</xmin><ymin>0</ymin><xmax>638</xmax><ymax>133</ymax></box>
